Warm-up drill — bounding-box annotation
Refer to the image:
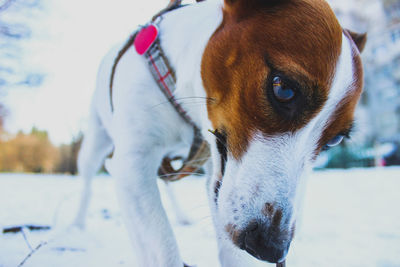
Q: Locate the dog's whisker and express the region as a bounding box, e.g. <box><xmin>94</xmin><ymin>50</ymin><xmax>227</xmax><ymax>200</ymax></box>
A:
<box><xmin>183</xmin><ymin>156</ymin><xmax>211</xmax><ymax>161</ymax></box>
<box><xmin>149</xmin><ymin>96</ymin><xmax>215</xmax><ymax>110</ymax></box>
<box><xmin>187</xmin><ymin>206</ymin><xmax>211</xmax><ymax>214</ymax></box>
<box><xmin>174</xmin><ymin>96</ymin><xmax>216</xmax><ymax>103</ymax></box>
<box><xmin>158</xmin><ymin>172</ymin><xmax>205</xmax><ymax>178</ymax></box>
<box><xmin>189</xmin><ymin>203</ymin><xmax>209</xmax><ymax>209</ymax></box>
<box><xmin>195</xmin><ymin>215</ymin><xmax>212</xmax><ymax>222</ymax></box>
<box><xmin>183</xmin><ymin>158</ymin><xmax>212</xmax><ymax>165</ymax></box>
<box><xmin>176</xmin><ymin>100</ymin><xmax>208</xmax><ymax>105</ymax></box>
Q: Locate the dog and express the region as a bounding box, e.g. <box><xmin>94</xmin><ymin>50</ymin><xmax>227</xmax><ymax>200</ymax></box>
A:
<box><xmin>73</xmin><ymin>0</ymin><xmax>366</xmax><ymax>266</ymax></box>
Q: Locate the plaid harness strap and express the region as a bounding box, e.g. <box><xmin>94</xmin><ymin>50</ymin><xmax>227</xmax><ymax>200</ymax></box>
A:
<box><xmin>144</xmin><ymin>32</ymin><xmax>211</xmax><ymax>182</ymax></box>
<box><xmin>109</xmin><ymin>19</ymin><xmax>210</xmax><ymax>182</ymax></box>
<box><xmin>145</xmin><ymin>39</ymin><xmax>197</xmax><ymax>128</ymax></box>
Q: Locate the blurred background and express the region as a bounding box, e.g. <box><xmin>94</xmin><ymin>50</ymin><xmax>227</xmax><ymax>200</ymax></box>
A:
<box><xmin>0</xmin><ymin>0</ymin><xmax>399</xmax><ymax>267</ymax></box>
<box><xmin>1</xmin><ymin>0</ymin><xmax>400</xmax><ymax>173</ymax></box>
<box><xmin>0</xmin><ymin>0</ymin><xmax>168</xmax><ymax>173</ymax></box>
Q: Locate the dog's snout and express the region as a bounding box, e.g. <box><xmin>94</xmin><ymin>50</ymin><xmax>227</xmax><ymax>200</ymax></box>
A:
<box><xmin>236</xmin><ymin>217</ymin><xmax>291</xmax><ymax>263</ymax></box>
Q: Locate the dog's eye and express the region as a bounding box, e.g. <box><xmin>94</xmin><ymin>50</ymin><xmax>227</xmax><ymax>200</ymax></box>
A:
<box><xmin>272</xmin><ymin>76</ymin><xmax>295</xmax><ymax>102</ymax></box>
<box><xmin>325</xmin><ymin>135</ymin><xmax>344</xmax><ymax>148</ymax></box>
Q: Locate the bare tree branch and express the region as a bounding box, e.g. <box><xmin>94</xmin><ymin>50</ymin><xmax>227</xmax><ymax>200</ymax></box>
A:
<box><xmin>0</xmin><ymin>0</ymin><xmax>44</xmax><ymax>87</ymax></box>
<box><xmin>20</xmin><ymin>228</ymin><xmax>33</xmax><ymax>251</ymax></box>
<box><xmin>0</xmin><ymin>0</ymin><xmax>15</xmax><ymax>12</ymax></box>
<box><xmin>17</xmin><ymin>241</ymin><xmax>47</xmax><ymax>267</ymax></box>
<box><xmin>2</xmin><ymin>224</ymin><xmax>51</xmax><ymax>234</ymax></box>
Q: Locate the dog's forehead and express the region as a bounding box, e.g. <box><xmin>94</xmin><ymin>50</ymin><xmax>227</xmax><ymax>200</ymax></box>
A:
<box><xmin>201</xmin><ymin>0</ymin><xmax>359</xmax><ymax>159</ymax></box>
<box><xmin>242</xmin><ymin>0</ymin><xmax>342</xmax><ymax>82</ymax></box>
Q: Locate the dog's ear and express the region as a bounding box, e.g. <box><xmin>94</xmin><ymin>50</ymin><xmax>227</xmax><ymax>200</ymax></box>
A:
<box><xmin>346</xmin><ymin>29</ymin><xmax>367</xmax><ymax>53</ymax></box>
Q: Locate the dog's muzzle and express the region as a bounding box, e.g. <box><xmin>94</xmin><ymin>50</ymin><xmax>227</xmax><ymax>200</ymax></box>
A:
<box><xmin>238</xmin><ymin>220</ymin><xmax>290</xmax><ymax>263</ymax></box>
<box><xmin>226</xmin><ymin>204</ymin><xmax>294</xmax><ymax>264</ymax></box>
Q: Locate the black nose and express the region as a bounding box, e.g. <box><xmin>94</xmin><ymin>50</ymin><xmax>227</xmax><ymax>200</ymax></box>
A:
<box><xmin>239</xmin><ymin>221</ymin><xmax>289</xmax><ymax>263</ymax></box>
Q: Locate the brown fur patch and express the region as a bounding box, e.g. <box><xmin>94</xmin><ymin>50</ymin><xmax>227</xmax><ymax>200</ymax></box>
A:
<box><xmin>201</xmin><ymin>0</ymin><xmax>343</xmax><ymax>159</ymax></box>
<box><xmin>225</xmin><ymin>223</ymin><xmax>241</xmax><ymax>245</ymax></box>
<box><xmin>262</xmin><ymin>203</ymin><xmax>274</xmax><ymax>217</ymax></box>
<box><xmin>271</xmin><ymin>209</ymin><xmax>283</xmax><ymax>229</ymax></box>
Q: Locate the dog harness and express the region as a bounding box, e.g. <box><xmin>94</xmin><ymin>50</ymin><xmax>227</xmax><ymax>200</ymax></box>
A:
<box><xmin>109</xmin><ymin>0</ymin><xmax>210</xmax><ymax>182</ymax></box>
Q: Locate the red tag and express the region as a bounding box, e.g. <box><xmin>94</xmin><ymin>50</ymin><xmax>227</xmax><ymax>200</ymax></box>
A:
<box><xmin>134</xmin><ymin>24</ymin><xmax>159</xmax><ymax>55</ymax></box>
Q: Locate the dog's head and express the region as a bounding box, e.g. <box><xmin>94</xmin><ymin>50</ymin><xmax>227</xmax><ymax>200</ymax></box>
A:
<box><xmin>201</xmin><ymin>0</ymin><xmax>366</xmax><ymax>263</ymax></box>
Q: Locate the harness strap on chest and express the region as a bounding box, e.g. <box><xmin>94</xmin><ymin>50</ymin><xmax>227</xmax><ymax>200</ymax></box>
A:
<box><xmin>109</xmin><ymin>0</ymin><xmax>210</xmax><ymax>182</ymax></box>
<box><xmin>144</xmin><ymin>39</ymin><xmax>198</xmax><ymax>129</ymax></box>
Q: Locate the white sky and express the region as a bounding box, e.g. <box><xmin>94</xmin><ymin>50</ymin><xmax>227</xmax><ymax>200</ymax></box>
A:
<box><xmin>4</xmin><ymin>0</ymin><xmax>170</xmax><ymax>144</ymax></box>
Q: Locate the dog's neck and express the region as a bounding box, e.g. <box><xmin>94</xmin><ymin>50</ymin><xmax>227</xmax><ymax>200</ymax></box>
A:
<box><xmin>159</xmin><ymin>0</ymin><xmax>223</xmax><ymax>133</ymax></box>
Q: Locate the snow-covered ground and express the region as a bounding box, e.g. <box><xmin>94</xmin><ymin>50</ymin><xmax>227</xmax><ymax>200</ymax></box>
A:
<box><xmin>1</xmin><ymin>168</ymin><xmax>399</xmax><ymax>267</ymax></box>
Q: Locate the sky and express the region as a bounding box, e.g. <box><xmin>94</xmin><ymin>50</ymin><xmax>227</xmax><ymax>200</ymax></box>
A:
<box><xmin>4</xmin><ymin>0</ymin><xmax>171</xmax><ymax>144</ymax></box>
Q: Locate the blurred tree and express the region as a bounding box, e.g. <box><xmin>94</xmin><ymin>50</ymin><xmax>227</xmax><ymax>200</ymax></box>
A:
<box><xmin>0</xmin><ymin>0</ymin><xmax>45</xmax><ymax>135</ymax></box>
<box><xmin>0</xmin><ymin>0</ymin><xmax>45</xmax><ymax>89</ymax></box>
<box><xmin>330</xmin><ymin>0</ymin><xmax>400</xmax><ymax>148</ymax></box>
<box><xmin>0</xmin><ymin>127</ymin><xmax>59</xmax><ymax>172</ymax></box>
<box><xmin>55</xmin><ymin>133</ymin><xmax>83</xmax><ymax>174</ymax></box>
<box><xmin>0</xmin><ymin>103</ymin><xmax>5</xmax><ymax>133</ymax></box>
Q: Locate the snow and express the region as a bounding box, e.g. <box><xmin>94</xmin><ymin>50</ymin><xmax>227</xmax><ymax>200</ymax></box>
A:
<box><xmin>1</xmin><ymin>168</ymin><xmax>400</xmax><ymax>267</ymax></box>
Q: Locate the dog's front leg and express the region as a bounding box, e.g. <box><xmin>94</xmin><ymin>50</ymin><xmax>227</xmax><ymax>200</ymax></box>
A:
<box><xmin>110</xmin><ymin>141</ymin><xmax>183</xmax><ymax>267</ymax></box>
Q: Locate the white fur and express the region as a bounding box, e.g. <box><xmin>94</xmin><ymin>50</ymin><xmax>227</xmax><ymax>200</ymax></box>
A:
<box><xmin>74</xmin><ymin>0</ymin><xmax>357</xmax><ymax>265</ymax></box>
<box><xmin>211</xmin><ymin>33</ymin><xmax>355</xmax><ymax>265</ymax></box>
<box><xmin>75</xmin><ymin>1</ymin><xmax>223</xmax><ymax>267</ymax></box>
